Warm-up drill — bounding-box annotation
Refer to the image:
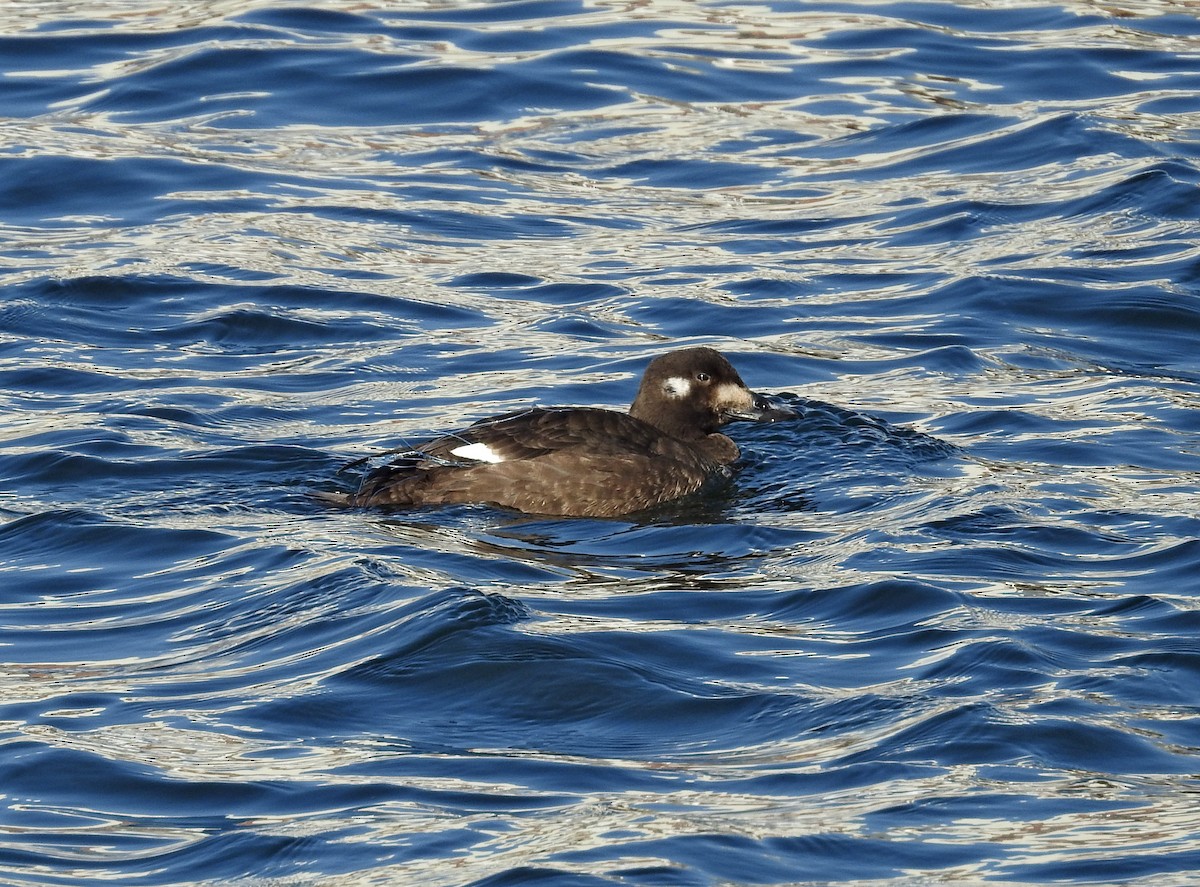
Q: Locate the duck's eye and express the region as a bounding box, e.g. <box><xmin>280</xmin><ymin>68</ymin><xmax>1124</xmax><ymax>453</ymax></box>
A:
<box><xmin>695</xmin><ymin>372</ymin><xmax>711</xmax><ymax>383</ymax></box>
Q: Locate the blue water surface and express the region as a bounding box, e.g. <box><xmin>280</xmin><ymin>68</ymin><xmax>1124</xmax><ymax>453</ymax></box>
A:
<box><xmin>2</xmin><ymin>1</ymin><xmax>1200</xmax><ymax>884</ymax></box>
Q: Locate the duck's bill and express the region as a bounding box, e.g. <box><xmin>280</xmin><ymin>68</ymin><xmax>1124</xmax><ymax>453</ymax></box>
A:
<box><xmin>726</xmin><ymin>392</ymin><xmax>798</xmax><ymax>423</ymax></box>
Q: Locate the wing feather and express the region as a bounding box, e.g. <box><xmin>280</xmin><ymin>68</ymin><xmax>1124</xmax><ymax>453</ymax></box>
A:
<box><xmin>417</xmin><ymin>408</ymin><xmax>664</xmax><ymax>464</ymax></box>
<box><xmin>351</xmin><ymin>407</ymin><xmax>724</xmax><ymax>516</ymax></box>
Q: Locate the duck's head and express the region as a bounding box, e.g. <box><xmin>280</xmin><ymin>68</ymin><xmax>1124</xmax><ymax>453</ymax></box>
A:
<box><xmin>629</xmin><ymin>346</ymin><xmax>794</xmax><ymax>438</ymax></box>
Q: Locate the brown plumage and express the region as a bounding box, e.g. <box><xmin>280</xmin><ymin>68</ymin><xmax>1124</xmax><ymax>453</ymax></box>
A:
<box><xmin>342</xmin><ymin>347</ymin><xmax>792</xmax><ymax>518</ymax></box>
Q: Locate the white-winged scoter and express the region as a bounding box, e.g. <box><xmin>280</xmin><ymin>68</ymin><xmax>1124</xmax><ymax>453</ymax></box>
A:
<box><xmin>342</xmin><ymin>346</ymin><xmax>792</xmax><ymax>517</ymax></box>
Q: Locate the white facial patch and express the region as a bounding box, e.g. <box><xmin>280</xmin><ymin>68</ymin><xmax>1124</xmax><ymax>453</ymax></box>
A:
<box><xmin>662</xmin><ymin>376</ymin><xmax>692</xmax><ymax>398</ymax></box>
<box><xmin>449</xmin><ymin>442</ymin><xmax>504</xmax><ymax>464</ymax></box>
<box><xmin>715</xmin><ymin>382</ymin><xmax>753</xmax><ymax>411</ymax></box>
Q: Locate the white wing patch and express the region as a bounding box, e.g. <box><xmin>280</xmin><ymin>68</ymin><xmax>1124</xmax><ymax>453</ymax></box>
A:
<box><xmin>663</xmin><ymin>376</ymin><xmax>692</xmax><ymax>398</ymax></box>
<box><xmin>449</xmin><ymin>442</ymin><xmax>504</xmax><ymax>464</ymax></box>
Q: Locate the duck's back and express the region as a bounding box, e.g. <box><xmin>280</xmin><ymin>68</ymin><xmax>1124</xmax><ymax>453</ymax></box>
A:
<box><xmin>351</xmin><ymin>407</ymin><xmax>735</xmax><ymax>517</ymax></box>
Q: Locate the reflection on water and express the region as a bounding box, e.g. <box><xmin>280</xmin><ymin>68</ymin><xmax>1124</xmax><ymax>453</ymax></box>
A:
<box><xmin>3</xmin><ymin>0</ymin><xmax>1200</xmax><ymax>884</ymax></box>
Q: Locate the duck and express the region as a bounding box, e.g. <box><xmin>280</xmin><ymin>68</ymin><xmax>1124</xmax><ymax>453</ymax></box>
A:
<box><xmin>339</xmin><ymin>346</ymin><xmax>793</xmax><ymax>518</ymax></box>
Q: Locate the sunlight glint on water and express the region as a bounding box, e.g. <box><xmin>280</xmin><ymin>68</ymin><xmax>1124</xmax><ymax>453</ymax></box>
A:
<box><xmin>2</xmin><ymin>0</ymin><xmax>1200</xmax><ymax>884</ymax></box>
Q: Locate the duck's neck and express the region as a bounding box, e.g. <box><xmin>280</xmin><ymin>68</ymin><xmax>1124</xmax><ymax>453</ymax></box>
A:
<box><xmin>629</xmin><ymin>402</ymin><xmax>711</xmax><ymax>440</ymax></box>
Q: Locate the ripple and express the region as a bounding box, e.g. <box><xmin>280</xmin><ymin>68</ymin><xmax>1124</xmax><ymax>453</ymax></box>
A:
<box><xmin>3</xmin><ymin>0</ymin><xmax>1200</xmax><ymax>884</ymax></box>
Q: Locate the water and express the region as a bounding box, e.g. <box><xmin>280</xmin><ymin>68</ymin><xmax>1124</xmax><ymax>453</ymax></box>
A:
<box><xmin>2</xmin><ymin>1</ymin><xmax>1200</xmax><ymax>884</ymax></box>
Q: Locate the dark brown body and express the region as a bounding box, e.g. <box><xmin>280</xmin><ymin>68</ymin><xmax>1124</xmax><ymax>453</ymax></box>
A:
<box><xmin>344</xmin><ymin>347</ymin><xmax>790</xmax><ymax>518</ymax></box>
<box><xmin>351</xmin><ymin>407</ymin><xmax>738</xmax><ymax>517</ymax></box>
